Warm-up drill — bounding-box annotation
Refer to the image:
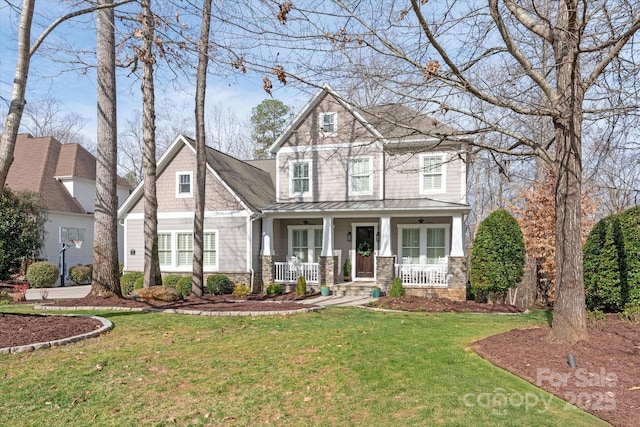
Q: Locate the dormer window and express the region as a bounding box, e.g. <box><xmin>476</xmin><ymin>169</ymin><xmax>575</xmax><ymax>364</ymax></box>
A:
<box><xmin>176</xmin><ymin>171</ymin><xmax>193</xmax><ymax>197</ymax></box>
<box><xmin>320</xmin><ymin>112</ymin><xmax>337</xmax><ymax>136</ymax></box>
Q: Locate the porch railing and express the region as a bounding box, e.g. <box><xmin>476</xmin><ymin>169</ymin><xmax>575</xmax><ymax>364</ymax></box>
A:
<box><xmin>274</xmin><ymin>262</ymin><xmax>319</xmax><ymax>284</ymax></box>
<box><xmin>395</xmin><ymin>263</ymin><xmax>449</xmax><ymax>287</ymax></box>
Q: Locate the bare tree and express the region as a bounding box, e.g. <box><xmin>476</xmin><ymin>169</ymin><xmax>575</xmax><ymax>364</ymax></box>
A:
<box><xmin>20</xmin><ymin>96</ymin><xmax>91</xmax><ymax>146</ymax></box>
<box><xmin>192</xmin><ymin>0</ymin><xmax>214</xmax><ymax>296</ymax></box>
<box><xmin>91</xmin><ymin>0</ymin><xmax>121</xmax><ymax>297</ymax></box>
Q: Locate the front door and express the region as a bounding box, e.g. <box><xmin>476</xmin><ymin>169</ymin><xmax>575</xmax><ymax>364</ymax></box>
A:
<box><xmin>355</xmin><ymin>226</ymin><xmax>375</xmax><ymax>278</ymax></box>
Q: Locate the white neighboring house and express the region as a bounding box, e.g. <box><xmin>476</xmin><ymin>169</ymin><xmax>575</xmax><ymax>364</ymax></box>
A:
<box><xmin>6</xmin><ymin>134</ymin><xmax>131</xmax><ymax>285</ymax></box>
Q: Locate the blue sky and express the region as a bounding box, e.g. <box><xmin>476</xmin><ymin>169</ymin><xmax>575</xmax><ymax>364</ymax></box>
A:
<box><xmin>0</xmin><ymin>1</ymin><xmax>306</xmax><ymax>145</ymax></box>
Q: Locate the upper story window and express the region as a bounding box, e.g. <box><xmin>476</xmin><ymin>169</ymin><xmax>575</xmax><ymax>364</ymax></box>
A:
<box><xmin>176</xmin><ymin>172</ymin><xmax>193</xmax><ymax>198</ymax></box>
<box><xmin>290</xmin><ymin>160</ymin><xmax>311</xmax><ymax>196</ymax></box>
<box><xmin>320</xmin><ymin>112</ymin><xmax>337</xmax><ymax>136</ymax></box>
<box><xmin>420</xmin><ymin>154</ymin><xmax>446</xmax><ymax>193</ymax></box>
<box><xmin>349</xmin><ymin>157</ymin><xmax>373</xmax><ymax>195</ymax></box>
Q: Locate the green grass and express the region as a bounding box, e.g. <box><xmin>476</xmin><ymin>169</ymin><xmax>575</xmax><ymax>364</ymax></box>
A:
<box><xmin>0</xmin><ymin>306</ymin><xmax>608</xmax><ymax>426</ymax></box>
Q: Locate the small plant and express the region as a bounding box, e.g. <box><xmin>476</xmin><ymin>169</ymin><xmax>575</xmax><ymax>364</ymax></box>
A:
<box><xmin>39</xmin><ymin>288</ymin><xmax>49</xmax><ymax>300</ymax></box>
<box><xmin>389</xmin><ymin>277</ymin><xmax>404</xmax><ymax>297</ymax></box>
<box><xmin>343</xmin><ymin>257</ymin><xmax>351</xmax><ymax>279</ymax></box>
<box><xmin>587</xmin><ymin>309</ymin><xmax>607</xmax><ymax>331</ymax></box>
<box><xmin>176</xmin><ymin>276</ymin><xmax>193</xmax><ymax>298</ymax></box>
<box><xmin>12</xmin><ymin>283</ymin><xmax>28</xmax><ymax>302</ymax></box>
<box><xmin>120</xmin><ymin>271</ymin><xmax>143</xmax><ymax>296</ymax></box>
<box><xmin>206</xmin><ymin>274</ymin><xmax>232</xmax><ymax>295</ymax></box>
<box><xmin>0</xmin><ymin>289</ymin><xmax>11</xmax><ymax>304</ymax></box>
<box><xmin>371</xmin><ymin>285</ymin><xmax>381</xmax><ymax>298</ymax></box>
<box><xmin>266</xmin><ymin>283</ymin><xmax>283</xmax><ymax>296</ymax></box>
<box><xmin>232</xmin><ymin>283</ymin><xmax>250</xmax><ymax>298</ymax></box>
<box><xmin>618</xmin><ymin>302</ymin><xmax>640</xmax><ymax>325</ymax></box>
<box><xmin>68</xmin><ymin>264</ymin><xmax>92</xmax><ymax>284</ymax></box>
<box><xmin>296</xmin><ymin>275</ymin><xmax>307</xmax><ymax>296</ymax></box>
<box><xmin>162</xmin><ymin>274</ymin><xmax>182</xmax><ymax>288</ymax></box>
<box><xmin>26</xmin><ymin>261</ymin><xmax>59</xmax><ymax>288</ymax></box>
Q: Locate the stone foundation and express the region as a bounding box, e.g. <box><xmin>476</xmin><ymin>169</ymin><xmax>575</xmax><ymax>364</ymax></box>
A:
<box><xmin>259</xmin><ymin>255</ymin><xmax>276</xmax><ymax>294</ymax></box>
<box><xmin>404</xmin><ymin>287</ymin><xmax>466</xmax><ymax>301</ymax></box>
<box><xmin>319</xmin><ymin>256</ymin><xmax>337</xmax><ymax>286</ymax></box>
<box><xmin>375</xmin><ymin>256</ymin><xmax>396</xmax><ymax>289</ymax></box>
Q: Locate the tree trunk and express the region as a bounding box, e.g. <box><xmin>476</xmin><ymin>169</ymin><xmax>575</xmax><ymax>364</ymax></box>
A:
<box><xmin>192</xmin><ymin>0</ymin><xmax>213</xmax><ymax>297</ymax></box>
<box><xmin>0</xmin><ymin>0</ymin><xmax>35</xmax><ymax>189</ymax></box>
<box><xmin>91</xmin><ymin>0</ymin><xmax>122</xmax><ymax>297</ymax></box>
<box><xmin>549</xmin><ymin>0</ymin><xmax>587</xmax><ymax>343</ymax></box>
<box><xmin>141</xmin><ymin>0</ymin><xmax>162</xmax><ymax>288</ymax></box>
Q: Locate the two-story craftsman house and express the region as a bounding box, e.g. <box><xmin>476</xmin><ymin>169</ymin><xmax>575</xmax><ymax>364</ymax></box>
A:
<box><xmin>118</xmin><ymin>84</ymin><xmax>471</xmax><ymax>299</ymax></box>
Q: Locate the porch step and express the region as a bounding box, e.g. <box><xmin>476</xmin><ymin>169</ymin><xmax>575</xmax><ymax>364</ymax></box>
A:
<box><xmin>330</xmin><ymin>282</ymin><xmax>380</xmax><ymax>297</ymax></box>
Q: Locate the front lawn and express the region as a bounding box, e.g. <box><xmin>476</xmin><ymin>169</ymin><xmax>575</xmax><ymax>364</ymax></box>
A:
<box><xmin>0</xmin><ymin>306</ymin><xmax>607</xmax><ymax>426</ymax></box>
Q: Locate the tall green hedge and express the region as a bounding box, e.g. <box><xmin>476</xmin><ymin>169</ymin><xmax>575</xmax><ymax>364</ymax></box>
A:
<box><xmin>585</xmin><ymin>206</ymin><xmax>640</xmax><ymax>310</ymax></box>
<box><xmin>470</xmin><ymin>209</ymin><xmax>525</xmax><ymax>301</ymax></box>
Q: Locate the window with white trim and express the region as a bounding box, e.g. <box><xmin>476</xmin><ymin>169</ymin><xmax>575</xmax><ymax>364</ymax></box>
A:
<box><xmin>398</xmin><ymin>225</ymin><xmax>449</xmax><ymax>264</ymax></box>
<box><xmin>203</xmin><ymin>232</ymin><xmax>217</xmax><ymax>267</ymax></box>
<box><xmin>177</xmin><ymin>232</ymin><xmax>193</xmax><ymax>266</ymax></box>
<box><xmin>420</xmin><ymin>155</ymin><xmax>445</xmax><ymax>193</ymax></box>
<box><xmin>349</xmin><ymin>157</ymin><xmax>373</xmax><ymax>195</ymax></box>
<box><xmin>158</xmin><ymin>233</ymin><xmax>172</xmax><ymax>266</ymax></box>
<box><xmin>176</xmin><ymin>172</ymin><xmax>193</xmax><ymax>197</ymax></box>
<box><xmin>320</xmin><ymin>112</ymin><xmax>337</xmax><ymax>136</ymax></box>
<box><xmin>290</xmin><ymin>160</ymin><xmax>311</xmax><ymax>195</ymax></box>
<box><xmin>60</xmin><ymin>227</ymin><xmax>85</xmax><ymax>243</ymax></box>
<box><xmin>289</xmin><ymin>226</ymin><xmax>323</xmax><ymax>263</ymax></box>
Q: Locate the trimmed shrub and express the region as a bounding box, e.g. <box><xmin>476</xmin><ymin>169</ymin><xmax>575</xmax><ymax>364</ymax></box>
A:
<box><xmin>584</xmin><ymin>206</ymin><xmax>640</xmax><ymax>311</ymax></box>
<box><xmin>266</xmin><ymin>283</ymin><xmax>283</xmax><ymax>296</ymax></box>
<box><xmin>120</xmin><ymin>271</ymin><xmax>143</xmax><ymax>296</ymax></box>
<box><xmin>133</xmin><ymin>276</ymin><xmax>144</xmax><ymax>290</ymax></box>
<box><xmin>206</xmin><ymin>274</ymin><xmax>232</xmax><ymax>295</ymax></box>
<box><xmin>618</xmin><ymin>301</ymin><xmax>640</xmax><ymax>324</ymax></box>
<box><xmin>176</xmin><ymin>276</ymin><xmax>193</xmax><ymax>298</ymax></box>
<box><xmin>389</xmin><ymin>277</ymin><xmax>404</xmax><ymax>297</ymax></box>
<box><xmin>68</xmin><ymin>264</ymin><xmax>92</xmax><ymax>284</ymax></box>
<box><xmin>470</xmin><ymin>209</ymin><xmax>525</xmax><ymax>303</ymax></box>
<box><xmin>584</xmin><ymin>215</ymin><xmax>626</xmax><ymax>311</ymax></box>
<box><xmin>232</xmin><ymin>283</ymin><xmax>250</xmax><ymax>298</ymax></box>
<box><xmin>296</xmin><ymin>275</ymin><xmax>307</xmax><ymax>296</ymax></box>
<box><xmin>26</xmin><ymin>261</ymin><xmax>59</xmax><ymax>288</ymax></box>
<box><xmin>162</xmin><ymin>274</ymin><xmax>183</xmax><ymax>288</ymax></box>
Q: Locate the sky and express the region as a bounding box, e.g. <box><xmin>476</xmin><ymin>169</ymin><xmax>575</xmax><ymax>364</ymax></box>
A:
<box><xmin>0</xmin><ymin>1</ymin><xmax>306</xmax><ymax>146</ymax></box>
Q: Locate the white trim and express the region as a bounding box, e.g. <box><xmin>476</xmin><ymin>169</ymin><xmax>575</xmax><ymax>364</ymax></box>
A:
<box><xmin>348</xmin><ymin>156</ymin><xmax>374</xmax><ymax>196</ymax></box>
<box><xmin>125</xmin><ymin>210</ymin><xmax>248</xmax><ymax>221</ymax></box>
<box><xmin>277</xmin><ymin>140</ymin><xmax>375</xmax><ymax>154</ymax></box>
<box><xmin>157</xmin><ymin>229</ymin><xmax>219</xmax><ymax>272</ymax></box>
<box><xmin>176</xmin><ymin>171</ymin><xmax>193</xmax><ymax>198</ymax></box>
<box><xmin>289</xmin><ymin>159</ymin><xmax>313</xmax><ymax>197</ymax></box>
<box><xmin>419</xmin><ymin>153</ymin><xmax>447</xmax><ymax>194</ymax></box>
<box><xmin>397</xmin><ymin>224</ymin><xmax>451</xmax><ymax>264</ymax></box>
<box><xmin>319</xmin><ymin>111</ymin><xmax>338</xmax><ymax>137</ymax></box>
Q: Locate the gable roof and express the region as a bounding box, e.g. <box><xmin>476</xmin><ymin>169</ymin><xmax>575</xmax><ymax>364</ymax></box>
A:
<box><xmin>268</xmin><ymin>84</ymin><xmax>465</xmax><ymax>154</ymax></box>
<box><xmin>6</xmin><ymin>134</ymin><xmax>87</xmax><ymax>214</ymax></box>
<box><xmin>118</xmin><ymin>134</ymin><xmax>276</xmax><ymax>218</ymax></box>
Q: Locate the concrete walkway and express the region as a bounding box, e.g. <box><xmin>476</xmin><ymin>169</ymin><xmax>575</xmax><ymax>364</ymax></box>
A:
<box><xmin>25</xmin><ymin>285</ymin><xmax>372</xmax><ymax>307</ymax></box>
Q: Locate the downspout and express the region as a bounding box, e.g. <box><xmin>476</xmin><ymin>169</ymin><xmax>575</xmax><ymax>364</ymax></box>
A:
<box><xmin>249</xmin><ymin>212</ymin><xmax>263</xmax><ymax>294</ymax></box>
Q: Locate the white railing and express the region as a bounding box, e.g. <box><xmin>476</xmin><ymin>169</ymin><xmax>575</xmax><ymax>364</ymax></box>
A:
<box><xmin>395</xmin><ymin>263</ymin><xmax>449</xmax><ymax>287</ymax></box>
<box><xmin>274</xmin><ymin>262</ymin><xmax>319</xmax><ymax>283</ymax></box>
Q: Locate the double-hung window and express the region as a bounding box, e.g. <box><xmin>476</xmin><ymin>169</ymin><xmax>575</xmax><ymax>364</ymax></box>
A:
<box><xmin>158</xmin><ymin>233</ymin><xmax>172</xmax><ymax>266</ymax></box>
<box><xmin>401</xmin><ymin>228</ymin><xmax>420</xmax><ymax>264</ymax></box>
<box><xmin>349</xmin><ymin>157</ymin><xmax>373</xmax><ymax>195</ymax></box>
<box><xmin>420</xmin><ymin>155</ymin><xmax>445</xmax><ymax>193</ymax></box>
<box><xmin>290</xmin><ymin>161</ymin><xmax>311</xmax><ymax>195</ymax></box>
<box><xmin>176</xmin><ymin>172</ymin><xmax>193</xmax><ymax>197</ymax></box>
<box><xmin>203</xmin><ymin>232</ymin><xmax>217</xmax><ymax>268</ymax></box>
<box><xmin>289</xmin><ymin>226</ymin><xmax>323</xmax><ymax>263</ymax></box>
<box><xmin>177</xmin><ymin>232</ymin><xmax>193</xmax><ymax>266</ymax></box>
<box><xmin>320</xmin><ymin>112</ymin><xmax>337</xmax><ymax>136</ymax></box>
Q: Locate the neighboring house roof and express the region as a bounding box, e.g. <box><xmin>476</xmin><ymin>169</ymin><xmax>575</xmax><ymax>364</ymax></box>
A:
<box><xmin>6</xmin><ymin>134</ymin><xmax>131</xmax><ymax>214</ymax></box>
<box><xmin>261</xmin><ymin>198</ymin><xmax>470</xmax><ymax>214</ymax></box>
<box><xmin>7</xmin><ymin>134</ymin><xmax>87</xmax><ymax>214</ymax></box>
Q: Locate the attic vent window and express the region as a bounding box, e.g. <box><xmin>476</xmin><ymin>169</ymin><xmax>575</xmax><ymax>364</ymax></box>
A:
<box><xmin>320</xmin><ymin>112</ymin><xmax>337</xmax><ymax>136</ymax></box>
<box><xmin>176</xmin><ymin>172</ymin><xmax>193</xmax><ymax>198</ymax></box>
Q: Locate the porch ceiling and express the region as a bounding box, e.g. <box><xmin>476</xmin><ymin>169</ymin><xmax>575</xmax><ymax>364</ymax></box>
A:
<box><xmin>261</xmin><ymin>198</ymin><xmax>470</xmax><ymax>214</ymax></box>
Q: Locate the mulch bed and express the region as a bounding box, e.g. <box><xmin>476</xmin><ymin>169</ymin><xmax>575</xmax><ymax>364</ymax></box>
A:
<box><xmin>366</xmin><ymin>295</ymin><xmax>525</xmax><ymax>313</ymax></box>
<box><xmin>0</xmin><ymin>313</ymin><xmax>104</xmax><ymax>348</ymax></box>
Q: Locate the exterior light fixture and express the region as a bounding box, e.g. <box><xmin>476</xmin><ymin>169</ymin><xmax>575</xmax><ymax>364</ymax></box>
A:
<box><xmin>376</xmin><ymin>231</ymin><xmax>380</xmax><ymax>242</ymax></box>
<box><xmin>347</xmin><ymin>231</ymin><xmax>352</xmax><ymax>241</ymax></box>
<box><xmin>418</xmin><ymin>217</ymin><xmax>425</xmax><ymax>224</ymax></box>
<box><xmin>303</xmin><ymin>219</ymin><xmax>309</xmax><ymax>225</ymax></box>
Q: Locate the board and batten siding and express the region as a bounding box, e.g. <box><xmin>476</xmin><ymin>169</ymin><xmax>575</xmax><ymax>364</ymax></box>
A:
<box><xmin>124</xmin><ymin>214</ymin><xmax>249</xmax><ymax>273</ymax></box>
<box><xmin>129</xmin><ymin>143</ymin><xmax>244</xmax><ymax>214</ymax></box>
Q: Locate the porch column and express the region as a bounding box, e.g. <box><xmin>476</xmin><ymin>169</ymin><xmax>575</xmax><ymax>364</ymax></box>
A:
<box><xmin>379</xmin><ymin>215</ymin><xmax>391</xmax><ymax>256</ymax></box>
<box><xmin>261</xmin><ymin>216</ymin><xmax>274</xmax><ymax>256</ymax></box>
<box><xmin>321</xmin><ymin>216</ymin><xmax>333</xmax><ymax>256</ymax></box>
<box><xmin>451</xmin><ymin>213</ymin><xmax>464</xmax><ymax>256</ymax></box>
